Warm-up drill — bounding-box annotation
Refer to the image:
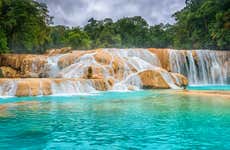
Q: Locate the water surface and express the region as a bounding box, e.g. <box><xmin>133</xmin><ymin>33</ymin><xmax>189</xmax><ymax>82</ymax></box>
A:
<box><xmin>187</xmin><ymin>85</ymin><xmax>230</xmax><ymax>91</ymax></box>
<box><xmin>0</xmin><ymin>90</ymin><xmax>230</xmax><ymax>149</ymax></box>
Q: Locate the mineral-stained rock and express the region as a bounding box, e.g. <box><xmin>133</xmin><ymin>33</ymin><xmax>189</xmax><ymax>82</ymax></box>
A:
<box><xmin>138</xmin><ymin>69</ymin><xmax>170</xmax><ymax>89</ymax></box>
<box><xmin>58</xmin><ymin>50</ymin><xmax>96</xmax><ymax>69</ymax></box>
<box><xmin>84</xmin><ymin>65</ymin><xmax>114</xmax><ymax>79</ymax></box>
<box><xmin>170</xmin><ymin>73</ymin><xmax>188</xmax><ymax>88</ymax></box>
<box><xmin>148</xmin><ymin>48</ymin><xmax>170</xmax><ymax>71</ymax></box>
<box><xmin>107</xmin><ymin>78</ymin><xmax>115</xmax><ymax>87</ymax></box>
<box><xmin>45</xmin><ymin>47</ymin><xmax>72</xmax><ymax>56</ymax></box>
<box><xmin>0</xmin><ymin>54</ymin><xmax>48</xmax><ymax>78</ymax></box>
<box><xmin>0</xmin><ymin>66</ymin><xmax>19</xmax><ymax>78</ymax></box>
<box><xmin>14</xmin><ymin>78</ymin><xmax>52</xmax><ymax>96</ymax></box>
<box><xmin>94</xmin><ymin>50</ymin><xmax>112</xmax><ymax>65</ymax></box>
<box><xmin>112</xmin><ymin>56</ymin><xmax>125</xmax><ymax>80</ymax></box>
<box><xmin>0</xmin><ymin>78</ymin><xmax>109</xmax><ymax>97</ymax></box>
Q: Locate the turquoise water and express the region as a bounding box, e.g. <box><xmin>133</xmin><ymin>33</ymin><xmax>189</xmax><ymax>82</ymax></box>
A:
<box><xmin>0</xmin><ymin>90</ymin><xmax>230</xmax><ymax>149</ymax></box>
<box><xmin>187</xmin><ymin>85</ymin><xmax>230</xmax><ymax>91</ymax></box>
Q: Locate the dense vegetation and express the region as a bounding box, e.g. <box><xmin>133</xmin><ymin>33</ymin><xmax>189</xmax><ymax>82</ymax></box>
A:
<box><xmin>0</xmin><ymin>0</ymin><xmax>229</xmax><ymax>53</ymax></box>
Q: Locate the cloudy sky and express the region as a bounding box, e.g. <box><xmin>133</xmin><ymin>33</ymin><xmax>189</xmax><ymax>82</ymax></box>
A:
<box><xmin>38</xmin><ymin>0</ymin><xmax>186</xmax><ymax>27</ymax></box>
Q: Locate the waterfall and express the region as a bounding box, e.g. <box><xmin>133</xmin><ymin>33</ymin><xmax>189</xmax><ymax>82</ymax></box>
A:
<box><xmin>1</xmin><ymin>48</ymin><xmax>228</xmax><ymax>97</ymax></box>
<box><xmin>169</xmin><ymin>49</ymin><xmax>229</xmax><ymax>85</ymax></box>
<box><xmin>56</xmin><ymin>49</ymin><xmax>178</xmax><ymax>90</ymax></box>
<box><xmin>0</xmin><ymin>80</ymin><xmax>18</xmax><ymax>97</ymax></box>
<box><xmin>46</xmin><ymin>54</ymin><xmax>64</xmax><ymax>77</ymax></box>
<box><xmin>51</xmin><ymin>80</ymin><xmax>97</xmax><ymax>95</ymax></box>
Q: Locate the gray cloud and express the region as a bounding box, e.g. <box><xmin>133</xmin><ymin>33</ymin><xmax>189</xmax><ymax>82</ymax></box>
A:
<box><xmin>38</xmin><ymin>0</ymin><xmax>185</xmax><ymax>26</ymax></box>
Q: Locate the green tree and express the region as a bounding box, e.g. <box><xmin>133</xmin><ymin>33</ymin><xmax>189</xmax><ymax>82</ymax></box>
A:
<box><xmin>0</xmin><ymin>29</ymin><xmax>9</xmax><ymax>53</ymax></box>
<box><xmin>147</xmin><ymin>24</ymin><xmax>173</xmax><ymax>48</ymax></box>
<box><xmin>48</xmin><ymin>25</ymin><xmax>70</xmax><ymax>48</ymax></box>
<box><xmin>0</xmin><ymin>0</ymin><xmax>52</xmax><ymax>53</ymax></box>
<box><xmin>173</xmin><ymin>0</ymin><xmax>230</xmax><ymax>50</ymax></box>
<box><xmin>67</xmin><ymin>27</ymin><xmax>91</xmax><ymax>49</ymax></box>
<box><xmin>84</xmin><ymin>18</ymin><xmax>121</xmax><ymax>48</ymax></box>
<box><xmin>116</xmin><ymin>16</ymin><xmax>149</xmax><ymax>48</ymax></box>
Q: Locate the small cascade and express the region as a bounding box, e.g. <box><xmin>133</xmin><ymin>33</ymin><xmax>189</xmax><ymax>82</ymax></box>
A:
<box><xmin>0</xmin><ymin>80</ymin><xmax>18</xmax><ymax>96</ymax></box>
<box><xmin>46</xmin><ymin>55</ymin><xmax>64</xmax><ymax>77</ymax></box>
<box><xmin>112</xmin><ymin>73</ymin><xmax>143</xmax><ymax>91</ymax></box>
<box><xmin>56</xmin><ymin>48</ymin><xmax>178</xmax><ymax>90</ymax></box>
<box><xmin>51</xmin><ymin>80</ymin><xmax>97</xmax><ymax>95</ymax></box>
<box><xmin>169</xmin><ymin>49</ymin><xmax>229</xmax><ymax>85</ymax></box>
<box><xmin>159</xmin><ymin>70</ymin><xmax>181</xmax><ymax>89</ymax></box>
<box><xmin>4</xmin><ymin>48</ymin><xmax>229</xmax><ymax>97</ymax></box>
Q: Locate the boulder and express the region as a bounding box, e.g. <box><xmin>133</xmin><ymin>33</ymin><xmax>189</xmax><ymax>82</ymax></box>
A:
<box><xmin>94</xmin><ymin>50</ymin><xmax>112</xmax><ymax>65</ymax></box>
<box><xmin>170</xmin><ymin>73</ymin><xmax>188</xmax><ymax>88</ymax></box>
<box><xmin>138</xmin><ymin>70</ymin><xmax>170</xmax><ymax>89</ymax></box>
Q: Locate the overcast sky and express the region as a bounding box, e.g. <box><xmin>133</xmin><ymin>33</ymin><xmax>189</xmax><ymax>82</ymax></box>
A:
<box><xmin>38</xmin><ymin>0</ymin><xmax>186</xmax><ymax>27</ymax></box>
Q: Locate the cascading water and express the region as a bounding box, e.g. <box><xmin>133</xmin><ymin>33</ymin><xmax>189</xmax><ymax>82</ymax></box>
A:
<box><xmin>46</xmin><ymin>55</ymin><xmax>64</xmax><ymax>77</ymax></box>
<box><xmin>169</xmin><ymin>49</ymin><xmax>229</xmax><ymax>85</ymax></box>
<box><xmin>55</xmin><ymin>48</ymin><xmax>178</xmax><ymax>91</ymax></box>
<box><xmin>0</xmin><ymin>80</ymin><xmax>18</xmax><ymax>97</ymax></box>
<box><xmin>1</xmin><ymin>48</ymin><xmax>228</xmax><ymax>97</ymax></box>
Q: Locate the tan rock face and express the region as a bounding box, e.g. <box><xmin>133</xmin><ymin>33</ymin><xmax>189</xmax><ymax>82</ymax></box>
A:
<box><xmin>15</xmin><ymin>79</ymin><xmax>52</xmax><ymax>96</ymax></box>
<box><xmin>148</xmin><ymin>48</ymin><xmax>170</xmax><ymax>71</ymax></box>
<box><xmin>171</xmin><ymin>73</ymin><xmax>188</xmax><ymax>87</ymax></box>
<box><xmin>0</xmin><ymin>78</ymin><xmax>109</xmax><ymax>97</ymax></box>
<box><xmin>138</xmin><ymin>70</ymin><xmax>170</xmax><ymax>89</ymax></box>
<box><xmin>58</xmin><ymin>50</ymin><xmax>96</xmax><ymax>69</ymax></box>
<box><xmin>0</xmin><ymin>54</ymin><xmax>48</xmax><ymax>78</ymax></box>
<box><xmin>90</xmin><ymin>79</ymin><xmax>108</xmax><ymax>91</ymax></box>
<box><xmin>107</xmin><ymin>78</ymin><xmax>115</xmax><ymax>88</ymax></box>
<box><xmin>112</xmin><ymin>56</ymin><xmax>125</xmax><ymax>80</ymax></box>
<box><xmin>82</xmin><ymin>66</ymin><xmax>109</xmax><ymax>79</ymax></box>
<box><xmin>0</xmin><ymin>66</ymin><xmax>19</xmax><ymax>78</ymax></box>
<box><xmin>45</xmin><ymin>47</ymin><xmax>72</xmax><ymax>56</ymax></box>
<box><xmin>94</xmin><ymin>50</ymin><xmax>112</xmax><ymax>65</ymax></box>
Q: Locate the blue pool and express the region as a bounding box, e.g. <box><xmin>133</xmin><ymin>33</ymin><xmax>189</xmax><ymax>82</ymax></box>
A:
<box><xmin>187</xmin><ymin>85</ymin><xmax>230</xmax><ymax>91</ymax></box>
<box><xmin>0</xmin><ymin>90</ymin><xmax>230</xmax><ymax>149</ymax></box>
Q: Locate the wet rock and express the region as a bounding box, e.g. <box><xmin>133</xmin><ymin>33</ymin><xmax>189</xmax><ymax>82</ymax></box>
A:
<box><xmin>148</xmin><ymin>48</ymin><xmax>170</xmax><ymax>71</ymax></box>
<box><xmin>138</xmin><ymin>70</ymin><xmax>170</xmax><ymax>89</ymax></box>
<box><xmin>39</xmin><ymin>73</ymin><xmax>49</xmax><ymax>78</ymax></box>
<box><xmin>0</xmin><ymin>66</ymin><xmax>19</xmax><ymax>78</ymax></box>
<box><xmin>58</xmin><ymin>50</ymin><xmax>96</xmax><ymax>69</ymax></box>
<box><xmin>45</xmin><ymin>47</ymin><xmax>72</xmax><ymax>56</ymax></box>
<box><xmin>0</xmin><ymin>78</ymin><xmax>109</xmax><ymax>97</ymax></box>
<box><xmin>171</xmin><ymin>73</ymin><xmax>188</xmax><ymax>88</ymax></box>
<box><xmin>94</xmin><ymin>50</ymin><xmax>112</xmax><ymax>65</ymax></box>
<box><xmin>0</xmin><ymin>54</ymin><xmax>48</xmax><ymax>78</ymax></box>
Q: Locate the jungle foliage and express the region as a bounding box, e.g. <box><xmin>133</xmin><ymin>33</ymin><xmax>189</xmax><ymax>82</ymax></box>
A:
<box><xmin>0</xmin><ymin>0</ymin><xmax>229</xmax><ymax>53</ymax></box>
